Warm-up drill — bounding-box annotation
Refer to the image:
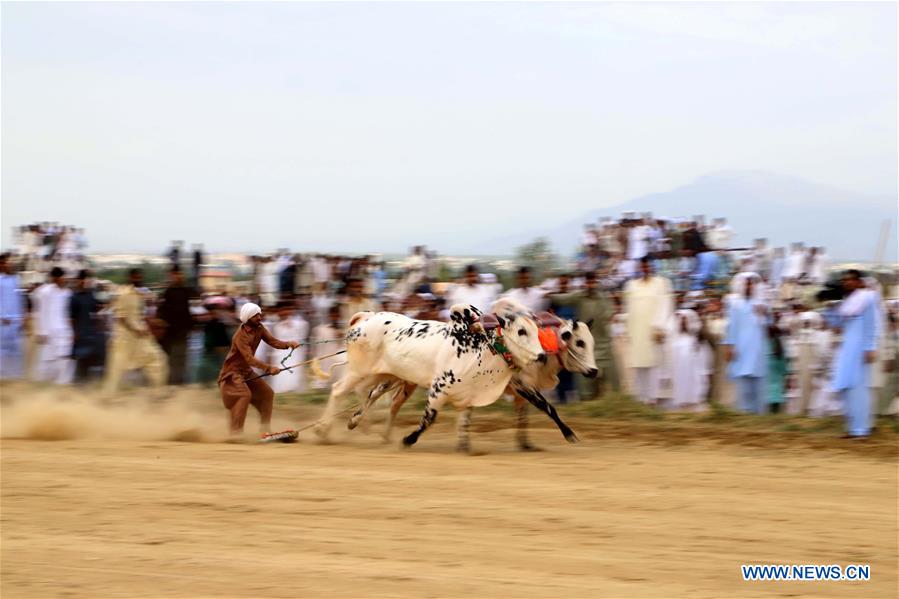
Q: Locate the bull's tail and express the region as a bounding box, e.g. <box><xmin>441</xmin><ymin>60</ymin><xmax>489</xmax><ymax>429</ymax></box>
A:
<box><xmin>311</xmin><ymin>358</ymin><xmax>349</xmax><ymax>381</ymax></box>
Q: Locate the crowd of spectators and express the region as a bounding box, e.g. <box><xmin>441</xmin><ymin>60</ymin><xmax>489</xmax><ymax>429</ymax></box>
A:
<box><xmin>1</xmin><ymin>214</ymin><xmax>896</xmax><ymax>437</ymax></box>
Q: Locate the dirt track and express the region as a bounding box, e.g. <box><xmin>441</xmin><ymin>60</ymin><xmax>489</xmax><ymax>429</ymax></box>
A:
<box><xmin>2</xmin><ymin>405</ymin><xmax>896</xmax><ymax>599</ymax></box>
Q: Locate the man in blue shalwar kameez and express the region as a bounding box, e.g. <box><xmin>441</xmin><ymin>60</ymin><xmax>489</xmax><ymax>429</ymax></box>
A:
<box><xmin>829</xmin><ymin>270</ymin><xmax>880</xmax><ymax>438</ymax></box>
<box><xmin>723</xmin><ymin>272</ymin><xmax>769</xmax><ymax>414</ymax></box>
<box><xmin>0</xmin><ymin>254</ymin><xmax>25</xmax><ymax>380</ymax></box>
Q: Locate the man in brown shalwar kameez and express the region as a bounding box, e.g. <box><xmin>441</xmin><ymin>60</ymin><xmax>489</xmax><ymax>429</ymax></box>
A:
<box><xmin>218</xmin><ymin>302</ymin><xmax>299</xmax><ymax>436</ymax></box>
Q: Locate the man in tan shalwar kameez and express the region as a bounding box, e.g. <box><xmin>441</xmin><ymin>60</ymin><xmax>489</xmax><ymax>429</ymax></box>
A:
<box><xmin>623</xmin><ymin>257</ymin><xmax>674</xmax><ymax>404</ymax></box>
<box><xmin>103</xmin><ymin>268</ymin><xmax>168</xmax><ymax>393</ymax></box>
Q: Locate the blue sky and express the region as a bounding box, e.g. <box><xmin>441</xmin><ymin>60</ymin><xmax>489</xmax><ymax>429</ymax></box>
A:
<box><xmin>2</xmin><ymin>2</ymin><xmax>896</xmax><ymax>253</ymax></box>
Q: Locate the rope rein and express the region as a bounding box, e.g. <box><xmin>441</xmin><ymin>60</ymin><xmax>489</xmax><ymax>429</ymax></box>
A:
<box><xmin>245</xmin><ymin>349</ymin><xmax>347</xmax><ymax>382</ymax></box>
<box><xmin>298</xmin><ymin>337</ymin><xmax>348</xmax><ymax>346</ymax></box>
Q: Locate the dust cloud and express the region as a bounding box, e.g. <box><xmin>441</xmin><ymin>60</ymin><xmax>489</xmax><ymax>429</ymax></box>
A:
<box><xmin>0</xmin><ymin>383</ymin><xmax>226</xmax><ymax>442</ymax></box>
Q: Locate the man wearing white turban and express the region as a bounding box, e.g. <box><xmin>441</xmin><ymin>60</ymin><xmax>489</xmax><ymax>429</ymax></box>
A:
<box><xmin>239</xmin><ymin>302</ymin><xmax>262</xmax><ymax>324</ymax></box>
<box><xmin>218</xmin><ymin>302</ymin><xmax>300</xmax><ymax>436</ymax></box>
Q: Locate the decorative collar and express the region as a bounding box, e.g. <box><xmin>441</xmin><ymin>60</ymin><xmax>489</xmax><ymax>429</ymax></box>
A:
<box><xmin>488</xmin><ymin>327</ymin><xmax>518</xmax><ymax>370</ymax></box>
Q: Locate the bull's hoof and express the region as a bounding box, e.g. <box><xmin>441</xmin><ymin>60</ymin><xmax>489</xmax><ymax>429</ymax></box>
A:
<box><xmin>456</xmin><ymin>442</ymin><xmax>471</xmax><ymax>454</ymax></box>
<box><xmin>346</xmin><ymin>418</ymin><xmax>359</xmax><ymax>430</ymax></box>
<box><xmin>402</xmin><ymin>432</ymin><xmax>419</xmax><ymax>447</ymax></box>
<box><xmin>313</xmin><ymin>423</ymin><xmax>330</xmax><ymax>439</ymax></box>
<box><xmin>563</xmin><ymin>430</ymin><xmax>579</xmax><ymax>444</ymax></box>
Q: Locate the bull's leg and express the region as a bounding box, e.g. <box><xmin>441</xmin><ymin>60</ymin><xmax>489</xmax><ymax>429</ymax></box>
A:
<box><xmin>348</xmin><ymin>379</ymin><xmax>397</xmax><ymax>430</ymax></box>
<box><xmin>383</xmin><ymin>382</ymin><xmax>417</xmax><ymax>443</ymax></box>
<box><xmin>346</xmin><ymin>390</ymin><xmax>379</xmax><ymax>430</ymax></box>
<box><xmin>515</xmin><ymin>386</ymin><xmax>578</xmax><ymax>444</ymax></box>
<box><xmin>402</xmin><ymin>385</ymin><xmax>447</xmax><ymax>447</ymax></box>
<box><xmin>314</xmin><ymin>372</ymin><xmax>365</xmax><ymax>439</ymax></box>
<box><xmin>456</xmin><ymin>407</ymin><xmax>473</xmax><ymax>453</ymax></box>
<box><xmin>513</xmin><ymin>395</ymin><xmax>540</xmax><ymax>451</ymax></box>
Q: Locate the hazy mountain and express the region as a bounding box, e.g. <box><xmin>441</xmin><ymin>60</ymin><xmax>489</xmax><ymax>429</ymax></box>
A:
<box><xmin>474</xmin><ymin>171</ymin><xmax>896</xmax><ymax>262</ymax></box>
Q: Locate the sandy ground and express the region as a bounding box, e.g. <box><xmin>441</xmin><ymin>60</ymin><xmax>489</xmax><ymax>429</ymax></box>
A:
<box><xmin>1</xmin><ymin>388</ymin><xmax>897</xmax><ymax>598</ymax></box>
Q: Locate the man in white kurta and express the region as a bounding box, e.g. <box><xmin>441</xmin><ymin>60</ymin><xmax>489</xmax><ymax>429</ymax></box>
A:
<box><xmin>502</xmin><ymin>266</ymin><xmax>548</xmax><ymax>313</ymax></box>
<box><xmin>667</xmin><ymin>309</ymin><xmax>710</xmax><ymax>411</ymax></box>
<box><xmin>30</xmin><ymin>267</ymin><xmax>74</xmax><ymax>385</ymax></box>
<box><xmin>793</xmin><ymin>312</ymin><xmax>822</xmax><ymax>415</ymax></box>
<box><xmin>263</xmin><ymin>304</ymin><xmax>309</xmax><ymax>394</ymax></box>
<box><xmin>623</xmin><ymin>258</ymin><xmax>673</xmax><ymax>404</ymax></box>
<box><xmin>445</xmin><ymin>265</ymin><xmax>497</xmax><ymax>314</ymax></box>
<box><xmin>253</xmin><ymin>313</ymin><xmax>280</xmax><ymax>376</ymax></box>
<box><xmin>310</xmin><ymin>305</ymin><xmax>346</xmax><ymax>390</ymax></box>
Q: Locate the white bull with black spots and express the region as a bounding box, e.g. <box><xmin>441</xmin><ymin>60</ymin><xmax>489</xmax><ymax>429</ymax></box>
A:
<box><xmin>314</xmin><ymin>304</ymin><xmax>547</xmax><ymax>451</ymax></box>
<box><xmin>353</xmin><ymin>297</ymin><xmax>592</xmax><ymax>451</ymax></box>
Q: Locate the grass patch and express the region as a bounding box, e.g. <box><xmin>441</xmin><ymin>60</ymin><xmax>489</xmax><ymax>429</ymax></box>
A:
<box><xmin>700</xmin><ymin>402</ymin><xmax>737</xmax><ymax>423</ymax></box>
<box><xmin>777</xmin><ymin>422</ymin><xmax>803</xmax><ymax>432</ymax></box>
<box><xmin>806</xmin><ymin>417</ymin><xmax>844</xmax><ymax>433</ymax></box>
<box><xmin>577</xmin><ymin>392</ymin><xmax>664</xmax><ymax>421</ymax></box>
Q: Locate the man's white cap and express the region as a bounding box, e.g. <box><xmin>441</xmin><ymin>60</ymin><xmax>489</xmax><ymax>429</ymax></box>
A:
<box><xmin>239</xmin><ymin>302</ymin><xmax>262</xmax><ymax>324</ymax></box>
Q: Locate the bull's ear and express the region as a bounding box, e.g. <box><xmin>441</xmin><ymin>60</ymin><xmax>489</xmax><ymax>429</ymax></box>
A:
<box><xmin>496</xmin><ymin>316</ymin><xmax>506</xmax><ymax>328</ymax></box>
<box><xmin>585</xmin><ymin>319</ymin><xmax>594</xmax><ymax>329</ymax></box>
